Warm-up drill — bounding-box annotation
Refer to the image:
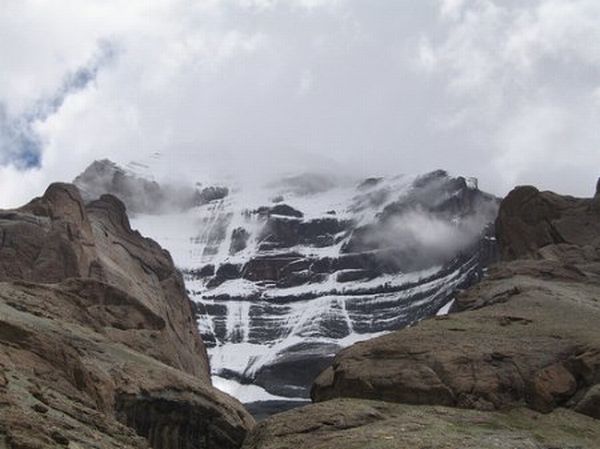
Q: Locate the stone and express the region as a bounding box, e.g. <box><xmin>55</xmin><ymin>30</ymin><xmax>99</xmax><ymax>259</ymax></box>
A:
<box><xmin>195</xmin><ymin>186</ymin><xmax>229</xmax><ymax>206</ymax></box>
<box><xmin>230</xmin><ymin>227</ymin><xmax>250</xmax><ymax>255</ymax></box>
<box><xmin>74</xmin><ymin>159</ymin><xmax>198</xmax><ymax>214</ymax></box>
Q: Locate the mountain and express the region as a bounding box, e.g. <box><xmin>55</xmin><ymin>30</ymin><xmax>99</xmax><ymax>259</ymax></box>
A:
<box><xmin>242</xmin><ymin>181</ymin><xmax>600</xmax><ymax>449</ymax></box>
<box><xmin>0</xmin><ymin>183</ymin><xmax>253</xmax><ymax>448</ymax></box>
<box><xmin>74</xmin><ymin>159</ymin><xmax>500</xmax><ymax>406</ymax></box>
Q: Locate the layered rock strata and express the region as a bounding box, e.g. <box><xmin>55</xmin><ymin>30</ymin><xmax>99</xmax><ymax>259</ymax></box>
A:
<box><xmin>312</xmin><ymin>185</ymin><xmax>600</xmax><ymax>415</ymax></box>
<box><xmin>243</xmin><ymin>183</ymin><xmax>600</xmax><ymax>447</ymax></box>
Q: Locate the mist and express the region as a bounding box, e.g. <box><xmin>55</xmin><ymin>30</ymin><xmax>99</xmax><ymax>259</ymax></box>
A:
<box><xmin>370</xmin><ymin>208</ymin><xmax>495</xmax><ymax>271</ymax></box>
<box><xmin>2</xmin><ymin>0</ymin><xmax>600</xmax><ymax>208</ymax></box>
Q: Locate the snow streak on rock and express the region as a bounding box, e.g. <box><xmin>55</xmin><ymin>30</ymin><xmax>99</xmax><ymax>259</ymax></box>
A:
<box><xmin>117</xmin><ymin>165</ymin><xmax>499</xmax><ymax>401</ymax></box>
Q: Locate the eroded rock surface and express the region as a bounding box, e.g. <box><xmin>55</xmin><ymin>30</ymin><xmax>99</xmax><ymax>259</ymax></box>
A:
<box><xmin>244</xmin><ymin>184</ymin><xmax>600</xmax><ymax>448</ymax></box>
<box><xmin>312</xmin><ymin>269</ymin><xmax>600</xmax><ymax>415</ymax></box>
<box><xmin>0</xmin><ymin>184</ymin><xmax>253</xmax><ymax>448</ymax></box>
<box><xmin>311</xmin><ymin>186</ymin><xmax>600</xmax><ymax>419</ymax></box>
<box><xmin>242</xmin><ymin>398</ymin><xmax>600</xmax><ymax>449</ymax></box>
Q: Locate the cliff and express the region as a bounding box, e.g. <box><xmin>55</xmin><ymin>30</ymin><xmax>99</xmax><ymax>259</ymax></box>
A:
<box><xmin>0</xmin><ymin>184</ymin><xmax>253</xmax><ymax>448</ymax></box>
<box><xmin>243</xmin><ymin>182</ymin><xmax>600</xmax><ymax>448</ymax></box>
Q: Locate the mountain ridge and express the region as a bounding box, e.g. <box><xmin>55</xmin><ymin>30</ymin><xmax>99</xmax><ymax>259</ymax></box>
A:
<box><xmin>73</xmin><ymin>160</ymin><xmax>500</xmax><ymax>404</ymax></box>
<box><xmin>243</xmin><ymin>180</ymin><xmax>600</xmax><ymax>448</ymax></box>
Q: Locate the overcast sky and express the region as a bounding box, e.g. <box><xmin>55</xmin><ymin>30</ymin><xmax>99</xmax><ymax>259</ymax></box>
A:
<box><xmin>1</xmin><ymin>0</ymin><xmax>600</xmax><ymax>207</ymax></box>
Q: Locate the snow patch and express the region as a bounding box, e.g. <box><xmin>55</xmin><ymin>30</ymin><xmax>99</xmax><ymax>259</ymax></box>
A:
<box><xmin>212</xmin><ymin>376</ymin><xmax>297</xmax><ymax>403</ymax></box>
<box><xmin>437</xmin><ymin>299</ymin><xmax>455</xmax><ymax>316</ymax></box>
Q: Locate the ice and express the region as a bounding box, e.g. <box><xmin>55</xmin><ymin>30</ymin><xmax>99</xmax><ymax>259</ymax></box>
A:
<box><xmin>130</xmin><ymin>172</ymin><xmax>421</xmax><ymax>275</ymax></box>
<box><xmin>212</xmin><ymin>376</ymin><xmax>302</xmax><ymax>403</ymax></box>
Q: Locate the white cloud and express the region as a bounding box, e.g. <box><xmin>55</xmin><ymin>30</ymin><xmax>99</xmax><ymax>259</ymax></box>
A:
<box><xmin>1</xmin><ymin>0</ymin><xmax>599</xmax><ymax>208</ymax></box>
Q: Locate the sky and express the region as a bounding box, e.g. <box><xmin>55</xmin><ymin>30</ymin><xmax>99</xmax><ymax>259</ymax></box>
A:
<box><xmin>1</xmin><ymin>0</ymin><xmax>600</xmax><ymax>207</ymax></box>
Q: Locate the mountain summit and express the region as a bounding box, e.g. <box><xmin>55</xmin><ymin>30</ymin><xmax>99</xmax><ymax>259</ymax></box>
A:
<box><xmin>74</xmin><ymin>160</ymin><xmax>500</xmax><ymax>408</ymax></box>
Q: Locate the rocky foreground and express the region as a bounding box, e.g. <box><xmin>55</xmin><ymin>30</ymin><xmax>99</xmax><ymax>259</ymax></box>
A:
<box><xmin>1</xmin><ymin>180</ymin><xmax>599</xmax><ymax>449</ymax></box>
<box><xmin>0</xmin><ymin>184</ymin><xmax>253</xmax><ymax>448</ymax></box>
<box><xmin>243</xmin><ymin>183</ymin><xmax>600</xmax><ymax>448</ymax></box>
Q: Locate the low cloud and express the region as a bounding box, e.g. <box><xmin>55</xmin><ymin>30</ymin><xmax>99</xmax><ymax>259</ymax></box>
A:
<box><xmin>355</xmin><ymin>202</ymin><xmax>497</xmax><ymax>272</ymax></box>
<box><xmin>1</xmin><ymin>0</ymin><xmax>599</xmax><ymax>208</ymax></box>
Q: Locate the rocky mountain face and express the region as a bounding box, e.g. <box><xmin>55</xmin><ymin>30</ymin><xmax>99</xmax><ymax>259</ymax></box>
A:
<box><xmin>74</xmin><ymin>158</ymin><xmax>202</xmax><ymax>214</ymax></box>
<box><xmin>0</xmin><ymin>183</ymin><xmax>253</xmax><ymax>448</ymax></box>
<box><xmin>74</xmin><ymin>160</ymin><xmax>500</xmax><ymax>403</ymax></box>
<box><xmin>243</xmin><ymin>181</ymin><xmax>600</xmax><ymax>448</ymax></box>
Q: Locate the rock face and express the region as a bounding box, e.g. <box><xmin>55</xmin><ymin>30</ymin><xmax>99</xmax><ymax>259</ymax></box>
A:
<box><xmin>311</xmin><ymin>185</ymin><xmax>600</xmax><ymax>418</ymax></box>
<box><xmin>243</xmin><ymin>183</ymin><xmax>600</xmax><ymax>448</ymax></box>
<box><xmin>74</xmin><ymin>159</ymin><xmax>226</xmax><ymax>214</ymax></box>
<box><xmin>121</xmin><ymin>167</ymin><xmax>499</xmax><ymax>401</ymax></box>
<box><xmin>312</xmin><ymin>267</ymin><xmax>600</xmax><ymax>414</ymax></box>
<box><xmin>496</xmin><ymin>185</ymin><xmax>600</xmax><ymax>261</ymax></box>
<box><xmin>73</xmin><ymin>160</ymin><xmax>499</xmax><ymax>402</ymax></box>
<box><xmin>242</xmin><ymin>399</ymin><xmax>600</xmax><ymax>449</ymax></box>
<box><xmin>0</xmin><ymin>184</ymin><xmax>253</xmax><ymax>448</ymax></box>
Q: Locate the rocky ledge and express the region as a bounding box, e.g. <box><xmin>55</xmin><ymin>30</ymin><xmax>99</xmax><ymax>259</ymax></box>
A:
<box><xmin>243</xmin><ymin>399</ymin><xmax>600</xmax><ymax>449</ymax></box>
<box><xmin>243</xmin><ymin>182</ymin><xmax>600</xmax><ymax>448</ymax></box>
<box><xmin>0</xmin><ymin>184</ymin><xmax>253</xmax><ymax>448</ymax></box>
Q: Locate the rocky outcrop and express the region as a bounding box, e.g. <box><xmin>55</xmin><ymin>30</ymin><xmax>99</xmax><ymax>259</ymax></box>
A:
<box><xmin>74</xmin><ymin>159</ymin><xmax>223</xmax><ymax>214</ymax></box>
<box><xmin>243</xmin><ymin>182</ymin><xmax>600</xmax><ymax>447</ymax></box>
<box><xmin>195</xmin><ymin>186</ymin><xmax>229</xmax><ymax>206</ymax></box>
<box><xmin>0</xmin><ymin>184</ymin><xmax>253</xmax><ymax>448</ymax></box>
<box><xmin>496</xmin><ymin>185</ymin><xmax>600</xmax><ymax>261</ymax></box>
<box><xmin>312</xmin><ymin>267</ymin><xmax>600</xmax><ymax>414</ymax></box>
<box><xmin>242</xmin><ymin>398</ymin><xmax>600</xmax><ymax>449</ymax></box>
<box><xmin>310</xmin><ymin>184</ymin><xmax>600</xmax><ymax>418</ymax></box>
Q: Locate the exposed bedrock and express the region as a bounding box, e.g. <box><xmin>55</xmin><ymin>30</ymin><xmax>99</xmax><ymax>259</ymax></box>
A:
<box><xmin>243</xmin><ymin>183</ymin><xmax>600</xmax><ymax>448</ymax></box>
<box><xmin>0</xmin><ymin>184</ymin><xmax>253</xmax><ymax>449</ymax></box>
<box><xmin>241</xmin><ymin>399</ymin><xmax>600</xmax><ymax>449</ymax></box>
<box><xmin>496</xmin><ymin>185</ymin><xmax>600</xmax><ymax>261</ymax></box>
<box><xmin>73</xmin><ymin>162</ymin><xmax>501</xmax><ymax>405</ymax></box>
<box><xmin>190</xmin><ymin>171</ymin><xmax>500</xmax><ymax>401</ymax></box>
<box><xmin>311</xmin><ymin>185</ymin><xmax>600</xmax><ymax>420</ymax></box>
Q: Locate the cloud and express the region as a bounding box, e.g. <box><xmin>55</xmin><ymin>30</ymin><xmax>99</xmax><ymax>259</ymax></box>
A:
<box><xmin>1</xmin><ymin>0</ymin><xmax>599</xmax><ymax>208</ymax></box>
<box><xmin>0</xmin><ymin>42</ymin><xmax>115</xmax><ymax>170</ymax></box>
<box><xmin>422</xmin><ymin>0</ymin><xmax>600</xmax><ymax>194</ymax></box>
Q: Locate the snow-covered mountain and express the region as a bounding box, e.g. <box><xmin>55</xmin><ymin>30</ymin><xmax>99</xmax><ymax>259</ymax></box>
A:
<box><xmin>74</xmin><ymin>159</ymin><xmax>499</xmax><ymax>407</ymax></box>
